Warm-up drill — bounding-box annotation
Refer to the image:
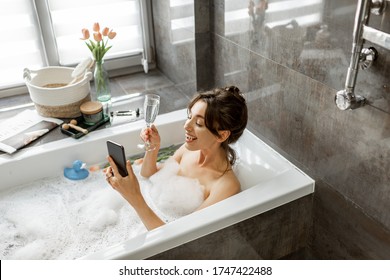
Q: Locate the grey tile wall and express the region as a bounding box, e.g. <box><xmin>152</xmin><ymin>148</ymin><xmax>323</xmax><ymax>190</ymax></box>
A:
<box><xmin>151</xmin><ymin>0</ymin><xmax>197</xmax><ymax>96</ymax></box>
<box><xmin>207</xmin><ymin>0</ymin><xmax>390</xmax><ymax>259</ymax></box>
<box><xmin>152</xmin><ymin>0</ymin><xmax>390</xmax><ymax>259</ymax></box>
<box><xmin>150</xmin><ymin>195</ymin><xmax>312</xmax><ymax>260</ymax></box>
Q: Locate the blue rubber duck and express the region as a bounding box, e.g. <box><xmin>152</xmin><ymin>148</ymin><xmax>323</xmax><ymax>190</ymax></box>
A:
<box><xmin>64</xmin><ymin>160</ymin><xmax>89</xmax><ymax>180</ymax></box>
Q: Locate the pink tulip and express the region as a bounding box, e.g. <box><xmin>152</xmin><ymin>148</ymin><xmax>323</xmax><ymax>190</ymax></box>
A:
<box><xmin>108</xmin><ymin>30</ymin><xmax>117</xmax><ymax>39</ymax></box>
<box><xmin>81</xmin><ymin>28</ymin><xmax>90</xmax><ymax>40</ymax></box>
<box><xmin>93</xmin><ymin>22</ymin><xmax>100</xmax><ymax>32</ymax></box>
<box><xmin>93</xmin><ymin>32</ymin><xmax>102</xmax><ymax>42</ymax></box>
<box><xmin>102</xmin><ymin>27</ymin><xmax>109</xmax><ymax>36</ymax></box>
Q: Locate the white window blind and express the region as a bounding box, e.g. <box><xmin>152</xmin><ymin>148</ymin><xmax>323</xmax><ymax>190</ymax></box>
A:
<box><xmin>0</xmin><ymin>0</ymin><xmax>45</xmax><ymax>90</ymax></box>
<box><xmin>47</xmin><ymin>0</ymin><xmax>144</xmax><ymax>65</ymax></box>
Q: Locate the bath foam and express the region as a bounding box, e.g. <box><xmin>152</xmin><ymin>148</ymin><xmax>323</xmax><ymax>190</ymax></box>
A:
<box><xmin>148</xmin><ymin>158</ymin><xmax>204</xmax><ymax>222</ymax></box>
<box><xmin>0</xmin><ymin>160</ymin><xmax>204</xmax><ymax>260</ymax></box>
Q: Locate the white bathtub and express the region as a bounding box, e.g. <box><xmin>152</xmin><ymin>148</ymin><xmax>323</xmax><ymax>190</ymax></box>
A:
<box><xmin>0</xmin><ymin>109</ymin><xmax>314</xmax><ymax>259</ymax></box>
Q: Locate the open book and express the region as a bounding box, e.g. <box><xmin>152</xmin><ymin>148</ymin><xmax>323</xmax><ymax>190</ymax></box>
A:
<box><xmin>0</xmin><ymin>110</ymin><xmax>63</xmax><ymax>154</ymax></box>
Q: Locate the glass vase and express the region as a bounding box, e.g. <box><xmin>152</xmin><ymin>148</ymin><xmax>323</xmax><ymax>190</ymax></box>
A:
<box><xmin>93</xmin><ymin>59</ymin><xmax>111</xmax><ymax>116</ymax></box>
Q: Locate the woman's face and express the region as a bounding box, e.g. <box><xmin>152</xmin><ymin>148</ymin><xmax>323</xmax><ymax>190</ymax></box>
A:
<box><xmin>184</xmin><ymin>100</ymin><xmax>220</xmax><ymax>151</ymax></box>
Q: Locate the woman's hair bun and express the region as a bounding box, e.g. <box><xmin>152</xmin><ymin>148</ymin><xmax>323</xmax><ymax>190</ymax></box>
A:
<box><xmin>225</xmin><ymin>85</ymin><xmax>240</xmax><ymax>95</ymax></box>
<box><xmin>224</xmin><ymin>86</ymin><xmax>245</xmax><ymax>103</ymax></box>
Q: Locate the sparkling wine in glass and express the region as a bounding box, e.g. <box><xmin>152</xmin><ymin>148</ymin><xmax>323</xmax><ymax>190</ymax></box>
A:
<box><xmin>143</xmin><ymin>94</ymin><xmax>160</xmax><ymax>151</ymax></box>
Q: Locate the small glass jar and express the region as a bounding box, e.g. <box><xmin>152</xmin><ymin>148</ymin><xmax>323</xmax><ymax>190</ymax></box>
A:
<box><xmin>80</xmin><ymin>101</ymin><xmax>103</xmax><ymax>125</ymax></box>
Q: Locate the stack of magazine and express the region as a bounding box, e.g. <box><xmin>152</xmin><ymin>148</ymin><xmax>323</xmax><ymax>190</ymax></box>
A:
<box><xmin>0</xmin><ymin>110</ymin><xmax>63</xmax><ymax>154</ymax></box>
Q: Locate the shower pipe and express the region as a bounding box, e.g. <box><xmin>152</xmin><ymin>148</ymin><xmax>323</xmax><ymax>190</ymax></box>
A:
<box><xmin>335</xmin><ymin>0</ymin><xmax>390</xmax><ymax>110</ymax></box>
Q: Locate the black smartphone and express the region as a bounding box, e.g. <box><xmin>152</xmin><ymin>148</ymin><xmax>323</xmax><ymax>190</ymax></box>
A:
<box><xmin>106</xmin><ymin>140</ymin><xmax>128</xmax><ymax>177</ymax></box>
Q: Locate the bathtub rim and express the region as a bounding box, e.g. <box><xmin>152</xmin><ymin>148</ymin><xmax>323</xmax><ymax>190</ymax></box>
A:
<box><xmin>80</xmin><ymin>166</ymin><xmax>314</xmax><ymax>260</ymax></box>
<box><xmin>0</xmin><ymin>108</ymin><xmax>315</xmax><ymax>260</ymax></box>
<box><xmin>0</xmin><ymin>110</ymin><xmax>187</xmax><ymax>191</ymax></box>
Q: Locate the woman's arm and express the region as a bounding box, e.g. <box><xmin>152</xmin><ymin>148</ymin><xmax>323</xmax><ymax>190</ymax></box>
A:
<box><xmin>106</xmin><ymin>156</ymin><xmax>165</xmax><ymax>230</ymax></box>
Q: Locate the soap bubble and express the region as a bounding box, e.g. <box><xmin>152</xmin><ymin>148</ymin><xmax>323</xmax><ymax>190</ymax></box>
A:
<box><xmin>0</xmin><ymin>160</ymin><xmax>204</xmax><ymax>259</ymax></box>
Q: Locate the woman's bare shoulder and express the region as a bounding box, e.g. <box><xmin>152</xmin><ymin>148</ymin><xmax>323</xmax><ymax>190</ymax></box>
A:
<box><xmin>197</xmin><ymin>170</ymin><xmax>240</xmax><ymax>210</ymax></box>
<box><xmin>209</xmin><ymin>170</ymin><xmax>241</xmax><ymax>199</ymax></box>
<box><xmin>219</xmin><ymin>170</ymin><xmax>241</xmax><ymax>193</ymax></box>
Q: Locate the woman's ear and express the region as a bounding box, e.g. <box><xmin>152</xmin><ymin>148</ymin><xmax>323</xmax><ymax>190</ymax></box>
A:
<box><xmin>217</xmin><ymin>130</ymin><xmax>230</xmax><ymax>143</ymax></box>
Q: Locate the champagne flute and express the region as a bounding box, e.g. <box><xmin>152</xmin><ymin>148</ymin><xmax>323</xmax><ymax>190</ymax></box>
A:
<box><xmin>142</xmin><ymin>94</ymin><xmax>160</xmax><ymax>151</ymax></box>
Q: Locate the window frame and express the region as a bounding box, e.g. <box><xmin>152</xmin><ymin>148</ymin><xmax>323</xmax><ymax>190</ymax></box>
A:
<box><xmin>1</xmin><ymin>0</ymin><xmax>155</xmax><ymax>98</ymax></box>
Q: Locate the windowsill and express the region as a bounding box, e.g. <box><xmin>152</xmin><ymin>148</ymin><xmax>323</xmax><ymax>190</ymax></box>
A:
<box><xmin>0</xmin><ymin>69</ymin><xmax>193</xmax><ymax>155</ymax></box>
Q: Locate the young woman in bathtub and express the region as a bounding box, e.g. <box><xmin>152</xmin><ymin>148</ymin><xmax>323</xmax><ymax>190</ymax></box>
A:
<box><xmin>105</xmin><ymin>86</ymin><xmax>248</xmax><ymax>230</ymax></box>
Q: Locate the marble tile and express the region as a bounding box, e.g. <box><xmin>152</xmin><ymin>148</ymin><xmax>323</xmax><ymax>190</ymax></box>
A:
<box><xmin>218</xmin><ymin>34</ymin><xmax>390</xmax><ymax>224</ymax></box>
<box><xmin>0</xmin><ymin>94</ymin><xmax>33</xmax><ymax>110</ymax></box>
<box><xmin>194</xmin><ymin>0</ymin><xmax>210</xmax><ymax>34</ymax></box>
<box><xmin>115</xmin><ymin>70</ymin><xmax>174</xmax><ymax>95</ymax></box>
<box><xmin>211</xmin><ymin>0</ymin><xmax>390</xmax><ymax>113</ymax></box>
<box><xmin>152</xmin><ymin>0</ymin><xmax>196</xmax><ymax>85</ymax></box>
<box><xmin>312</xmin><ymin>180</ymin><xmax>390</xmax><ymax>259</ymax></box>
<box><xmin>195</xmin><ymin>32</ymin><xmax>214</xmax><ymax>91</ymax></box>
<box><xmin>140</xmin><ymin>85</ymin><xmax>191</xmax><ymax>114</ymax></box>
<box><xmin>149</xmin><ymin>195</ymin><xmax>312</xmax><ymax>260</ymax></box>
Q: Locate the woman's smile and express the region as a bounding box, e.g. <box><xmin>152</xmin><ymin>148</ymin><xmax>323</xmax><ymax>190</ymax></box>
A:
<box><xmin>185</xmin><ymin>133</ymin><xmax>197</xmax><ymax>143</ymax></box>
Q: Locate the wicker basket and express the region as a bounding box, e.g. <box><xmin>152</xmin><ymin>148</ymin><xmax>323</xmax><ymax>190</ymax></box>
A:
<box><xmin>24</xmin><ymin>67</ymin><xmax>92</xmax><ymax>118</ymax></box>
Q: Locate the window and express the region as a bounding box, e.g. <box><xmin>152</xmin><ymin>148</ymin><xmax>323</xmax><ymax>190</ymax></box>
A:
<box><xmin>0</xmin><ymin>0</ymin><xmax>153</xmax><ymax>96</ymax></box>
<box><xmin>0</xmin><ymin>0</ymin><xmax>45</xmax><ymax>91</ymax></box>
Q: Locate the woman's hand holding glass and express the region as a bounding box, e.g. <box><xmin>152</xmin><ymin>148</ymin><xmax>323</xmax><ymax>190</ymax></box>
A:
<box><xmin>140</xmin><ymin>124</ymin><xmax>161</xmax><ymax>152</ymax></box>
